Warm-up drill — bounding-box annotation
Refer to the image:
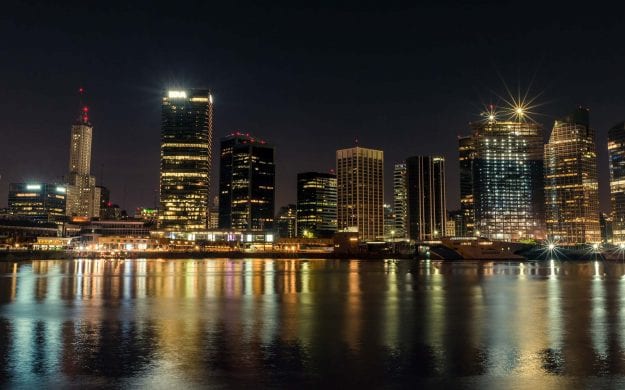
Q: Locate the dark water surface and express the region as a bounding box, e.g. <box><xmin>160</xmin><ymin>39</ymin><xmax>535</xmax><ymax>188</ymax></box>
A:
<box><xmin>1</xmin><ymin>259</ymin><xmax>625</xmax><ymax>388</ymax></box>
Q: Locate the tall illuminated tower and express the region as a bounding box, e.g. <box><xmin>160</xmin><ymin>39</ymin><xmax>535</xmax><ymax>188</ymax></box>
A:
<box><xmin>392</xmin><ymin>163</ymin><xmax>408</xmax><ymax>238</ymax></box>
<box><xmin>65</xmin><ymin>89</ymin><xmax>100</xmax><ymax>219</ymax></box>
<box><xmin>336</xmin><ymin>146</ymin><xmax>384</xmax><ymax>241</ymax></box>
<box><xmin>609</xmin><ymin>122</ymin><xmax>625</xmax><ymax>242</ymax></box>
<box><xmin>406</xmin><ymin>156</ymin><xmax>446</xmax><ymax>240</ymax></box>
<box><xmin>468</xmin><ymin>114</ymin><xmax>545</xmax><ymax>241</ymax></box>
<box><xmin>159</xmin><ymin>89</ymin><xmax>213</xmax><ymax>231</ymax></box>
<box><xmin>545</xmin><ymin>107</ymin><xmax>600</xmax><ymax>245</ymax></box>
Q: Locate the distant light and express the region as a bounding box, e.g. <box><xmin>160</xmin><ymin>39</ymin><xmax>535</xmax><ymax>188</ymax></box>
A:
<box><xmin>26</xmin><ymin>184</ymin><xmax>41</xmax><ymax>191</ymax></box>
<box><xmin>620</xmin><ymin>243</ymin><xmax>625</xmax><ymax>249</ymax></box>
<box><xmin>515</xmin><ymin>107</ymin><xmax>524</xmax><ymax>116</ymax></box>
<box><xmin>592</xmin><ymin>243</ymin><xmax>599</xmax><ymax>250</ymax></box>
<box><xmin>488</xmin><ymin>115</ymin><xmax>495</xmax><ymax>121</ymax></box>
<box><xmin>168</xmin><ymin>90</ymin><xmax>187</xmax><ymax>98</ymax></box>
<box><xmin>56</xmin><ymin>186</ymin><xmax>66</xmax><ymax>193</ymax></box>
<box><xmin>266</xmin><ymin>234</ymin><xmax>274</xmax><ymax>243</ymax></box>
<box><xmin>209</xmin><ymin>94</ymin><xmax>213</xmax><ymax>104</ymax></box>
<box><xmin>548</xmin><ymin>243</ymin><xmax>555</xmax><ymax>250</ymax></box>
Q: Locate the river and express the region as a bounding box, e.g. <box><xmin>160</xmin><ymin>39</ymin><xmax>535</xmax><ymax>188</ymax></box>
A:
<box><xmin>0</xmin><ymin>258</ymin><xmax>624</xmax><ymax>388</ymax></box>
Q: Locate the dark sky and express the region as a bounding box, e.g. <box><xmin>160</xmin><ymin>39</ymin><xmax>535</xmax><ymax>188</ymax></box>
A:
<box><xmin>1</xmin><ymin>1</ymin><xmax>624</xmax><ymax>213</ymax></box>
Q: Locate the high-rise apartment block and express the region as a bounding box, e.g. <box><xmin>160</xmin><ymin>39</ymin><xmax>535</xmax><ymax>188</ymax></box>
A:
<box><xmin>467</xmin><ymin>118</ymin><xmax>545</xmax><ymax>241</ymax></box>
<box><xmin>608</xmin><ymin>122</ymin><xmax>625</xmax><ymax>243</ymax></box>
<box><xmin>218</xmin><ymin>133</ymin><xmax>275</xmax><ymax>231</ymax></box>
<box><xmin>336</xmin><ymin>146</ymin><xmax>383</xmax><ymax>241</ymax></box>
<box><xmin>406</xmin><ymin>155</ymin><xmax>447</xmax><ymax>241</ymax></box>
<box><xmin>159</xmin><ymin>89</ymin><xmax>213</xmax><ymax>231</ymax></box>
<box><xmin>392</xmin><ymin>163</ymin><xmax>408</xmax><ymax>239</ymax></box>
<box><xmin>545</xmin><ymin>107</ymin><xmax>600</xmax><ymax>245</ymax></box>
<box><xmin>296</xmin><ymin>172</ymin><xmax>337</xmax><ymax>238</ymax></box>
<box><xmin>65</xmin><ymin>99</ymin><xmax>100</xmax><ymax>219</ymax></box>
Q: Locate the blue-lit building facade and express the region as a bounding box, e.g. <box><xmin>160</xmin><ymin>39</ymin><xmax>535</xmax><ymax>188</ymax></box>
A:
<box><xmin>218</xmin><ymin>133</ymin><xmax>275</xmax><ymax>231</ymax></box>
<box><xmin>468</xmin><ymin>119</ymin><xmax>545</xmax><ymax>241</ymax></box>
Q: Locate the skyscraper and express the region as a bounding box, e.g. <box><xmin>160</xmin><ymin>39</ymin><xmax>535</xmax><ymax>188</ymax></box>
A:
<box><xmin>406</xmin><ymin>155</ymin><xmax>447</xmax><ymax>241</ymax></box>
<box><xmin>65</xmin><ymin>93</ymin><xmax>100</xmax><ymax>219</ymax></box>
<box><xmin>458</xmin><ymin>136</ymin><xmax>475</xmax><ymax>236</ymax></box>
<box><xmin>608</xmin><ymin>122</ymin><xmax>625</xmax><ymax>243</ymax></box>
<box><xmin>296</xmin><ymin>172</ymin><xmax>337</xmax><ymax>238</ymax></box>
<box><xmin>159</xmin><ymin>89</ymin><xmax>213</xmax><ymax>231</ymax></box>
<box><xmin>336</xmin><ymin>146</ymin><xmax>384</xmax><ymax>241</ymax></box>
<box><xmin>469</xmin><ymin>117</ymin><xmax>545</xmax><ymax>241</ymax></box>
<box><xmin>218</xmin><ymin>133</ymin><xmax>275</xmax><ymax>231</ymax></box>
<box><xmin>8</xmin><ymin>183</ymin><xmax>66</xmax><ymax>222</ymax></box>
<box><xmin>393</xmin><ymin>163</ymin><xmax>408</xmax><ymax>239</ymax></box>
<box><xmin>545</xmin><ymin>107</ymin><xmax>600</xmax><ymax>245</ymax></box>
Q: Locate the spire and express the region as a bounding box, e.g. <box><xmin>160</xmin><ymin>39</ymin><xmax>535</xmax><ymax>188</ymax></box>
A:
<box><xmin>76</xmin><ymin>87</ymin><xmax>90</xmax><ymax>125</ymax></box>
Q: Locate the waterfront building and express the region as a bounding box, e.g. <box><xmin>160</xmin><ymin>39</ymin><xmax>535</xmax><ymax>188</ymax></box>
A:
<box><xmin>65</xmin><ymin>99</ymin><xmax>100</xmax><ymax>219</ymax></box>
<box><xmin>393</xmin><ymin>163</ymin><xmax>408</xmax><ymax>239</ymax></box>
<box><xmin>296</xmin><ymin>172</ymin><xmax>337</xmax><ymax>238</ymax></box>
<box><xmin>468</xmin><ymin>117</ymin><xmax>545</xmax><ymax>241</ymax></box>
<box><xmin>336</xmin><ymin>146</ymin><xmax>384</xmax><ymax>241</ymax></box>
<box><xmin>600</xmin><ymin>212</ymin><xmax>613</xmax><ymax>244</ymax></box>
<box><xmin>8</xmin><ymin>183</ymin><xmax>67</xmax><ymax>222</ymax></box>
<box><xmin>608</xmin><ymin>122</ymin><xmax>625</xmax><ymax>243</ymax></box>
<box><xmin>458</xmin><ymin>136</ymin><xmax>475</xmax><ymax>236</ymax></box>
<box><xmin>218</xmin><ymin>132</ymin><xmax>275</xmax><ymax>231</ymax></box>
<box><xmin>159</xmin><ymin>89</ymin><xmax>213</xmax><ymax>231</ymax></box>
<box><xmin>208</xmin><ymin>196</ymin><xmax>219</xmax><ymax>229</ymax></box>
<box><xmin>383</xmin><ymin>203</ymin><xmax>396</xmax><ymax>239</ymax></box>
<box><xmin>545</xmin><ymin>107</ymin><xmax>600</xmax><ymax>245</ymax></box>
<box><xmin>448</xmin><ymin>209</ymin><xmax>464</xmax><ymax>237</ymax></box>
<box><xmin>405</xmin><ymin>155</ymin><xmax>446</xmax><ymax>241</ymax></box>
<box><xmin>276</xmin><ymin>204</ymin><xmax>297</xmax><ymax>238</ymax></box>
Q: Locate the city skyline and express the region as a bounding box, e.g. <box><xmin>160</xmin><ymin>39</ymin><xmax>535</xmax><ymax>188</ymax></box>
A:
<box><xmin>2</xmin><ymin>3</ymin><xmax>625</xmax><ymax>215</ymax></box>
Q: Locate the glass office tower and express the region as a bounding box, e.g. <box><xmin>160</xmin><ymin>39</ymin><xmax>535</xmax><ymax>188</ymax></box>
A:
<box><xmin>8</xmin><ymin>183</ymin><xmax>66</xmax><ymax>222</ymax></box>
<box><xmin>296</xmin><ymin>172</ymin><xmax>337</xmax><ymax>238</ymax></box>
<box><xmin>218</xmin><ymin>133</ymin><xmax>275</xmax><ymax>231</ymax></box>
<box><xmin>159</xmin><ymin>89</ymin><xmax>213</xmax><ymax>231</ymax></box>
<box><xmin>405</xmin><ymin>156</ymin><xmax>447</xmax><ymax>241</ymax></box>
<box><xmin>609</xmin><ymin>122</ymin><xmax>625</xmax><ymax>243</ymax></box>
<box><xmin>545</xmin><ymin>107</ymin><xmax>600</xmax><ymax>245</ymax></box>
<box><xmin>392</xmin><ymin>163</ymin><xmax>408</xmax><ymax>239</ymax></box>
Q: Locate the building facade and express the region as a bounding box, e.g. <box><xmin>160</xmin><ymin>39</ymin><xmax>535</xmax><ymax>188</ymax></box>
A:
<box><xmin>545</xmin><ymin>107</ymin><xmax>600</xmax><ymax>245</ymax></box>
<box><xmin>159</xmin><ymin>89</ymin><xmax>213</xmax><ymax>231</ymax></box>
<box><xmin>406</xmin><ymin>155</ymin><xmax>447</xmax><ymax>241</ymax></box>
<box><xmin>336</xmin><ymin>146</ymin><xmax>384</xmax><ymax>241</ymax></box>
<box><xmin>8</xmin><ymin>183</ymin><xmax>66</xmax><ymax>222</ymax></box>
<box><xmin>608</xmin><ymin>122</ymin><xmax>625</xmax><ymax>243</ymax></box>
<box><xmin>65</xmin><ymin>103</ymin><xmax>100</xmax><ymax>219</ymax></box>
<box><xmin>458</xmin><ymin>136</ymin><xmax>475</xmax><ymax>236</ymax></box>
<box><xmin>392</xmin><ymin>163</ymin><xmax>408</xmax><ymax>239</ymax></box>
<box><xmin>218</xmin><ymin>133</ymin><xmax>275</xmax><ymax>231</ymax></box>
<box><xmin>276</xmin><ymin>204</ymin><xmax>297</xmax><ymax>238</ymax></box>
<box><xmin>296</xmin><ymin>172</ymin><xmax>337</xmax><ymax>238</ymax></box>
<box><xmin>469</xmin><ymin>119</ymin><xmax>545</xmax><ymax>241</ymax></box>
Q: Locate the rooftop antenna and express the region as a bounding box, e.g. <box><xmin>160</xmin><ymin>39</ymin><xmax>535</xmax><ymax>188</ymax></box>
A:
<box><xmin>78</xmin><ymin>87</ymin><xmax>89</xmax><ymax>124</ymax></box>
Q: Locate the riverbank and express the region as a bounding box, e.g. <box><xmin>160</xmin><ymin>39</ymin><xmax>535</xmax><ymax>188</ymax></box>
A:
<box><xmin>0</xmin><ymin>250</ymin><xmax>416</xmax><ymax>261</ymax></box>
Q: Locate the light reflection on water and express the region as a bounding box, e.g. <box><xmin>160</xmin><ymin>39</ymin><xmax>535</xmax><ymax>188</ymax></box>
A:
<box><xmin>2</xmin><ymin>259</ymin><xmax>625</xmax><ymax>387</ymax></box>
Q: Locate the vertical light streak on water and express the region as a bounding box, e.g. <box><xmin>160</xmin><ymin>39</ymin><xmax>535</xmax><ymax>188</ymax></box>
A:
<box><xmin>12</xmin><ymin>264</ymin><xmax>35</xmax><ymax>381</ymax></box>
<box><xmin>261</xmin><ymin>260</ymin><xmax>277</xmax><ymax>344</ymax></box>
<box><xmin>344</xmin><ymin>260</ymin><xmax>362</xmax><ymax>349</ymax></box>
<box><xmin>548</xmin><ymin>260</ymin><xmax>562</xmax><ymax>349</ymax></box>
<box><xmin>383</xmin><ymin>259</ymin><xmax>399</xmax><ymax>349</ymax></box>
<box><xmin>484</xmin><ymin>265</ymin><xmax>516</xmax><ymax>375</ymax></box>
<box><xmin>591</xmin><ymin>261</ymin><xmax>607</xmax><ymax>357</ymax></box>
<box><xmin>427</xmin><ymin>261</ymin><xmax>445</xmax><ymax>372</ymax></box>
<box><xmin>620</xmin><ymin>273</ymin><xmax>625</xmax><ymax>351</ymax></box>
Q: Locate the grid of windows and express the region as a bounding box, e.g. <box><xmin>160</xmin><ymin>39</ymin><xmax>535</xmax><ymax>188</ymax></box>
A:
<box><xmin>296</xmin><ymin>172</ymin><xmax>337</xmax><ymax>238</ymax></box>
<box><xmin>545</xmin><ymin>108</ymin><xmax>600</xmax><ymax>245</ymax></box>
<box><xmin>470</xmin><ymin>120</ymin><xmax>545</xmax><ymax>241</ymax></box>
<box><xmin>392</xmin><ymin>163</ymin><xmax>408</xmax><ymax>239</ymax></box>
<box><xmin>609</xmin><ymin>122</ymin><xmax>625</xmax><ymax>242</ymax></box>
<box><xmin>159</xmin><ymin>89</ymin><xmax>213</xmax><ymax>231</ymax></box>
<box><xmin>336</xmin><ymin>147</ymin><xmax>384</xmax><ymax>241</ymax></box>
<box><xmin>406</xmin><ymin>156</ymin><xmax>446</xmax><ymax>241</ymax></box>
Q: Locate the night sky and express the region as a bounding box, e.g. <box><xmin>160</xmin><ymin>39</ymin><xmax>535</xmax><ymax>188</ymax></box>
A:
<box><xmin>1</xmin><ymin>1</ymin><xmax>624</xmax><ymax>213</ymax></box>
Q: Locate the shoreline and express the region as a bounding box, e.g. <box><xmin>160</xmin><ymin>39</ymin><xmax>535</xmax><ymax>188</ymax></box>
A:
<box><xmin>0</xmin><ymin>250</ymin><xmax>417</xmax><ymax>261</ymax></box>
